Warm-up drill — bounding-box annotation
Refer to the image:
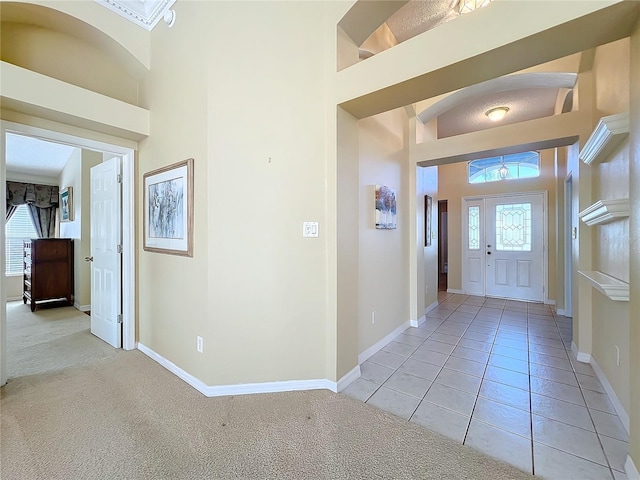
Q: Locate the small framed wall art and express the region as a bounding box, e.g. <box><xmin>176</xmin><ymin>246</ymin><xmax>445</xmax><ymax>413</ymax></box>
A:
<box><xmin>375</xmin><ymin>185</ymin><xmax>397</xmax><ymax>229</ymax></box>
<box><xmin>425</xmin><ymin>194</ymin><xmax>432</xmax><ymax>247</ymax></box>
<box><xmin>60</xmin><ymin>187</ymin><xmax>73</xmax><ymax>222</ymax></box>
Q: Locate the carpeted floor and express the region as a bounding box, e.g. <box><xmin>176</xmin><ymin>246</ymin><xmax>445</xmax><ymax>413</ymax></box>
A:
<box><xmin>6</xmin><ymin>302</ymin><xmax>123</xmax><ymax>378</ymax></box>
<box><xmin>2</xmin><ymin>303</ymin><xmax>535</xmax><ymax>480</ymax></box>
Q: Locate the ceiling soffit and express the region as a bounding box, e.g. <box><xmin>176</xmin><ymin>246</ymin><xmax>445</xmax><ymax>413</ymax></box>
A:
<box><xmin>96</xmin><ymin>0</ymin><xmax>176</xmax><ymax>31</ymax></box>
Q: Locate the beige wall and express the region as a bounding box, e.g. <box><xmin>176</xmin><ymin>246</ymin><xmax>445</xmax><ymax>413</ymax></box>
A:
<box><xmin>437</xmin><ymin>149</ymin><xmax>558</xmax><ymax>301</ymax></box>
<box><xmin>59</xmin><ymin>148</ymin><xmax>82</xmax><ymax>303</ymax></box>
<box><xmin>587</xmin><ymin>38</ymin><xmax>632</xmax><ymax>415</ymax></box>
<box><xmin>138</xmin><ymin>1</ymin><xmax>330</xmax><ymax>385</ymax></box>
<box><xmin>628</xmin><ymin>15</ymin><xmax>640</xmax><ymax>472</ymax></box>
<box><xmin>0</xmin><ymin>21</ymin><xmax>140</xmax><ymax>106</ymax></box>
<box><xmin>59</xmin><ymin>147</ymin><xmax>102</xmax><ymax>309</ymax></box>
<box><xmin>358</xmin><ymin>109</ymin><xmax>409</xmax><ymax>353</ymax></box>
<box><xmin>419</xmin><ymin>166</ymin><xmax>438</xmax><ymax>312</ymax></box>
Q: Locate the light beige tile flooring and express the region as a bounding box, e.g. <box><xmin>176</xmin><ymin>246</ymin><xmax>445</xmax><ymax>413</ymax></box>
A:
<box><xmin>342</xmin><ymin>292</ymin><xmax>630</xmax><ymax>479</ymax></box>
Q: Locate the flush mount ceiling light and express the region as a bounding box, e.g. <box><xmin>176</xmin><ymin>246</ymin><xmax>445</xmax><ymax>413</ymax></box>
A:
<box><xmin>485</xmin><ymin>106</ymin><xmax>509</xmax><ymax>122</ymax></box>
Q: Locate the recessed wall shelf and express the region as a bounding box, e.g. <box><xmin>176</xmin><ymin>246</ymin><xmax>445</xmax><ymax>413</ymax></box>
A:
<box><xmin>578</xmin><ymin>270</ymin><xmax>629</xmax><ymax>302</ymax></box>
<box><xmin>578</xmin><ymin>199</ymin><xmax>629</xmax><ymax>226</ymax></box>
<box><xmin>579</xmin><ymin>112</ymin><xmax>629</xmax><ymax>165</ymax></box>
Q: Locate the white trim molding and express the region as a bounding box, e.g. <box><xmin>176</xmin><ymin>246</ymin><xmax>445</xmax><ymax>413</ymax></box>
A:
<box><xmin>447</xmin><ymin>288</ymin><xmax>464</xmax><ymax>294</ymax></box>
<box><xmin>556</xmin><ymin>308</ymin><xmax>565</xmax><ymax>316</ymax></box>
<box><xmin>626</xmin><ymin>455</ymin><xmax>640</xmax><ymax>480</ymax></box>
<box><xmin>138</xmin><ymin>343</ymin><xmax>338</xmax><ymax>397</ymax></box>
<box><xmin>6</xmin><ymin>296</ymin><xmax>22</xmax><ymax>302</ymax></box>
<box><xmin>571</xmin><ymin>342</ymin><xmax>592</xmax><ymax>364</ymax></box>
<box><xmin>337</xmin><ymin>365</ymin><xmax>361</xmax><ymax>392</ymax></box>
<box><xmin>579</xmin><ymin>112</ymin><xmax>629</xmax><ymax>165</ymax></box>
<box><xmin>578</xmin><ymin>199</ymin><xmax>629</xmax><ymax>226</ymax></box>
<box><xmin>410</xmin><ymin>315</ymin><xmax>426</xmax><ymax>328</ymax></box>
<box><xmin>578</xmin><ymin>270</ymin><xmax>629</xmax><ymax>302</ymax></box>
<box><xmin>590</xmin><ymin>356</ymin><xmax>629</xmax><ymax>434</ymax></box>
<box><xmin>358</xmin><ymin>320</ymin><xmax>411</xmax><ymax>365</ymax></box>
<box><xmin>74</xmin><ymin>303</ymin><xmax>91</xmax><ymax>312</ymax></box>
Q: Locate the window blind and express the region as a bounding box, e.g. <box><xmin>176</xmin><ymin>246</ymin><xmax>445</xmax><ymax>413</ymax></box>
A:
<box><xmin>5</xmin><ymin>205</ymin><xmax>38</xmax><ymax>275</ymax></box>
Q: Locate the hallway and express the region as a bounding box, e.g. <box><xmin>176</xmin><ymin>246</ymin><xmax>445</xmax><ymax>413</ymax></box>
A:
<box><xmin>343</xmin><ymin>293</ymin><xmax>629</xmax><ymax>479</ymax></box>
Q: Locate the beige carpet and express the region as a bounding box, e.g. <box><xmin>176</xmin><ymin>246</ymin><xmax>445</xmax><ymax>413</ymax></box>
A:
<box><xmin>2</xmin><ymin>304</ymin><xmax>535</xmax><ymax>480</ymax></box>
<box><xmin>6</xmin><ymin>302</ymin><xmax>123</xmax><ymax>378</ymax></box>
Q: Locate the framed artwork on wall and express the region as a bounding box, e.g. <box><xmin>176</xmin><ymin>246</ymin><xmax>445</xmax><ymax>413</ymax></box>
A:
<box><xmin>375</xmin><ymin>185</ymin><xmax>397</xmax><ymax>229</ymax></box>
<box><xmin>60</xmin><ymin>187</ymin><xmax>73</xmax><ymax>222</ymax></box>
<box><xmin>425</xmin><ymin>194</ymin><xmax>432</xmax><ymax>247</ymax></box>
<box><xmin>143</xmin><ymin>158</ymin><xmax>194</xmax><ymax>257</ymax></box>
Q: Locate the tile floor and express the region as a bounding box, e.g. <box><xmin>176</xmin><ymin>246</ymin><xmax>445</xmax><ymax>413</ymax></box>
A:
<box><xmin>342</xmin><ymin>293</ymin><xmax>630</xmax><ymax>479</ymax></box>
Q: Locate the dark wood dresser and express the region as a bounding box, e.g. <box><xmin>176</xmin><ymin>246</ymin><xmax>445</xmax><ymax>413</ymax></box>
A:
<box><xmin>23</xmin><ymin>239</ymin><xmax>74</xmax><ymax>312</ymax></box>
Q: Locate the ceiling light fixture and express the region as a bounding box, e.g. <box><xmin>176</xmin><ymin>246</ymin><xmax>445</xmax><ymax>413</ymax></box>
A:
<box><xmin>498</xmin><ymin>159</ymin><xmax>509</xmax><ymax>179</ymax></box>
<box><xmin>485</xmin><ymin>106</ymin><xmax>509</xmax><ymax>122</ymax></box>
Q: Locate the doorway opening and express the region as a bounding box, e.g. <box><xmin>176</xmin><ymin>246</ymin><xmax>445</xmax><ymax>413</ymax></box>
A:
<box><xmin>438</xmin><ymin>200</ymin><xmax>448</xmax><ymax>291</ymax></box>
<box><xmin>1</xmin><ymin>121</ymin><xmax>136</xmax><ymax>386</ymax></box>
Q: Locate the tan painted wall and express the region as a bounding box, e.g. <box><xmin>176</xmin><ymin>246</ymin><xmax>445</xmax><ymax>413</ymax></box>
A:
<box><xmin>59</xmin><ymin>149</ymin><xmax>82</xmax><ymax>302</ymax></box>
<box><xmin>0</xmin><ymin>22</ymin><xmax>139</xmax><ymax>105</ymax></box>
<box><xmin>627</xmin><ymin>15</ymin><xmax>640</xmax><ymax>473</ymax></box>
<box><xmin>358</xmin><ymin>109</ymin><xmax>409</xmax><ymax>353</ymax></box>
<box><xmin>588</xmin><ymin>37</ymin><xmax>631</xmax><ymax>416</ymax></box>
<box><xmin>438</xmin><ymin>149</ymin><xmax>558</xmax><ymax>301</ymax></box>
<box><xmin>419</xmin><ymin>166</ymin><xmax>438</xmax><ymax>312</ymax></box>
<box><xmin>138</xmin><ymin>1</ymin><xmax>330</xmax><ymax>385</ymax></box>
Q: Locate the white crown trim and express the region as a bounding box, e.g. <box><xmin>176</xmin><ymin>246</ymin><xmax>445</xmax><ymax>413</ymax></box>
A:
<box><xmin>97</xmin><ymin>0</ymin><xmax>177</xmax><ymax>31</ymax></box>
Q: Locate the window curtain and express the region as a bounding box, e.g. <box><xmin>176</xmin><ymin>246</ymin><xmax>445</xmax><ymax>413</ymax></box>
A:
<box><xmin>6</xmin><ymin>182</ymin><xmax>59</xmax><ymax>238</ymax></box>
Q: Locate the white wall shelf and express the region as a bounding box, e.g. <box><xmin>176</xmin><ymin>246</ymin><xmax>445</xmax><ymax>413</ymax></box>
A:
<box><xmin>578</xmin><ymin>199</ymin><xmax>629</xmax><ymax>226</ymax></box>
<box><xmin>578</xmin><ymin>270</ymin><xmax>629</xmax><ymax>302</ymax></box>
<box><xmin>579</xmin><ymin>112</ymin><xmax>629</xmax><ymax>165</ymax></box>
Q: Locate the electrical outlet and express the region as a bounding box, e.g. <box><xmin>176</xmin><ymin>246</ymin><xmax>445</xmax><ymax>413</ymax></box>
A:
<box><xmin>371</xmin><ymin>311</ymin><xmax>376</xmax><ymax>325</ymax></box>
<box><xmin>197</xmin><ymin>336</ymin><xmax>204</xmax><ymax>353</ymax></box>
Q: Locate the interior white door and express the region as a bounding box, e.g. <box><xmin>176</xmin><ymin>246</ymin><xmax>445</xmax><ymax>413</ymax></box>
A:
<box><xmin>485</xmin><ymin>194</ymin><xmax>544</xmax><ymax>301</ymax></box>
<box><xmin>90</xmin><ymin>157</ymin><xmax>122</xmax><ymax>348</ymax></box>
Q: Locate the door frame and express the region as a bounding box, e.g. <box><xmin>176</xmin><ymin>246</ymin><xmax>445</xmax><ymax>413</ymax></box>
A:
<box><xmin>0</xmin><ymin>120</ymin><xmax>136</xmax><ymax>386</ymax></box>
<box><xmin>461</xmin><ymin>191</ymin><xmax>549</xmax><ymax>303</ymax></box>
<box><xmin>564</xmin><ymin>173</ymin><xmax>573</xmax><ymax>317</ymax></box>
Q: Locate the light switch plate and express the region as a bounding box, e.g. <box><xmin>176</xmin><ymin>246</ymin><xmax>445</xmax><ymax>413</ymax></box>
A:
<box><xmin>303</xmin><ymin>222</ymin><xmax>319</xmax><ymax>238</ymax></box>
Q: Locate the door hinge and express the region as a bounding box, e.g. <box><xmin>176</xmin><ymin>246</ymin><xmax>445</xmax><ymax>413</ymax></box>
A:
<box><xmin>117</xmin><ymin>245</ymin><xmax>123</xmax><ymax>254</ymax></box>
<box><xmin>117</xmin><ymin>314</ymin><xmax>123</xmax><ymax>324</ymax></box>
<box><xmin>117</xmin><ymin>174</ymin><xmax>123</xmax><ymax>183</ymax></box>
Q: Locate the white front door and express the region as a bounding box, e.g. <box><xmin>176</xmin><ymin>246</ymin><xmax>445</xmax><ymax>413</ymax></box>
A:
<box><xmin>462</xmin><ymin>193</ymin><xmax>545</xmax><ymax>302</ymax></box>
<box><xmin>90</xmin><ymin>157</ymin><xmax>122</xmax><ymax>348</ymax></box>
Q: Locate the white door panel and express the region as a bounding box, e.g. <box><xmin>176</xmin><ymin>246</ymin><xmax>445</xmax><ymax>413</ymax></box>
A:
<box><xmin>90</xmin><ymin>157</ymin><xmax>122</xmax><ymax>348</ymax></box>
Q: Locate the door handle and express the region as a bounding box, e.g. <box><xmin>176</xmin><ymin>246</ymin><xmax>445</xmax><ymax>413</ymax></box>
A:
<box><xmin>84</xmin><ymin>256</ymin><xmax>93</xmax><ymax>262</ymax></box>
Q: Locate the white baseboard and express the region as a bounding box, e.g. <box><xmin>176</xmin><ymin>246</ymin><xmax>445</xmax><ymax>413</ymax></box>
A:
<box><xmin>425</xmin><ymin>300</ymin><xmax>439</xmax><ymax>315</ymax></box>
<box><xmin>411</xmin><ymin>300</ymin><xmax>439</xmax><ymax>327</ymax></box>
<box><xmin>544</xmin><ymin>299</ymin><xmax>556</xmax><ymax>306</ymax></box>
<box><xmin>410</xmin><ymin>315</ymin><xmax>426</xmax><ymax>328</ymax></box>
<box><xmin>590</xmin><ymin>356</ymin><xmax>629</xmax><ymax>435</ymax></box>
<box><xmin>556</xmin><ymin>308</ymin><xmax>565</xmax><ymax>316</ymax></box>
<box><xmin>447</xmin><ymin>288</ymin><xmax>464</xmax><ymax>294</ymax></box>
<box><xmin>138</xmin><ymin>343</ymin><xmax>337</xmax><ymax>397</ymax></box>
<box><xmin>571</xmin><ymin>342</ymin><xmax>591</xmax><ymax>363</ymax></box>
<box><xmin>337</xmin><ymin>365</ymin><xmax>361</xmax><ymax>392</ymax></box>
<box><xmin>626</xmin><ymin>455</ymin><xmax>640</xmax><ymax>480</ymax></box>
<box><xmin>74</xmin><ymin>303</ymin><xmax>90</xmax><ymax>312</ymax></box>
<box><xmin>6</xmin><ymin>296</ymin><xmax>22</xmax><ymax>302</ymax></box>
<box><xmin>358</xmin><ymin>319</ymin><xmax>411</xmax><ymax>365</ymax></box>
